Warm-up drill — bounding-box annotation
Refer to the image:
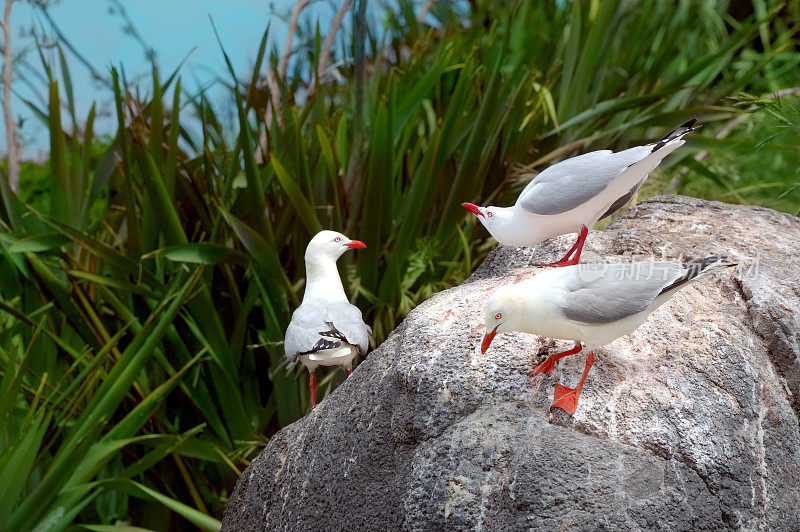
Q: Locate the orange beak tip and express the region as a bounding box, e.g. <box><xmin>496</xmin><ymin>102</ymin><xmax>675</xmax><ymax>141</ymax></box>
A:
<box><xmin>481</xmin><ymin>325</ymin><xmax>499</xmax><ymax>355</ymax></box>
<box><xmin>480</xmin><ymin>333</ymin><xmax>493</xmax><ymax>355</ymax></box>
<box><xmin>461</xmin><ymin>202</ymin><xmax>484</xmax><ymax>217</ymax></box>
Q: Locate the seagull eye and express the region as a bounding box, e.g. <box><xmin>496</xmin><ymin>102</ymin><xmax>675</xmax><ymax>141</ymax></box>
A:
<box><xmin>487</xmin><ymin>212</ymin><xmax>493</xmax><ymax>218</ymax></box>
<box><xmin>495</xmin><ymin>312</ymin><xmax>502</xmax><ymax>320</ymax></box>
<box><xmin>334</xmin><ymin>237</ymin><xmax>341</xmax><ymax>243</ymax></box>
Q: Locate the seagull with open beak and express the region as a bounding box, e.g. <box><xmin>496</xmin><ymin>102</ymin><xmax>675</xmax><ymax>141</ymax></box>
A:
<box><xmin>284</xmin><ymin>230</ymin><xmax>371</xmax><ymax>407</ymax></box>
<box><xmin>481</xmin><ymin>256</ymin><xmax>735</xmax><ymax>414</ymax></box>
<box><xmin>462</xmin><ymin>120</ymin><xmax>698</xmax><ymax>267</ymax></box>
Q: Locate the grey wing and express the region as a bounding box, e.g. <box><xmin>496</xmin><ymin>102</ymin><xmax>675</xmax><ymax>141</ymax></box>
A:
<box><xmin>517</xmin><ymin>146</ymin><xmax>652</xmax><ymax>215</ymax></box>
<box><xmin>323</xmin><ymin>301</ymin><xmax>371</xmax><ymax>354</ymax></box>
<box><xmin>560</xmin><ymin>262</ymin><xmax>684</xmax><ymax>324</ymax></box>
<box><xmin>284</xmin><ymin>301</ymin><xmax>338</xmax><ymax>361</ymax></box>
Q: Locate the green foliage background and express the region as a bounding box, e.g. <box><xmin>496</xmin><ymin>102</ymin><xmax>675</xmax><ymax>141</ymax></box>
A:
<box><xmin>1</xmin><ymin>0</ymin><xmax>798</xmax><ymax>529</ymax></box>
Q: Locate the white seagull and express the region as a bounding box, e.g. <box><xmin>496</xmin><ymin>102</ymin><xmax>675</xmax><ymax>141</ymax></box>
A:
<box><xmin>480</xmin><ymin>256</ymin><xmax>734</xmax><ymax>414</ymax></box>
<box><xmin>285</xmin><ymin>230</ymin><xmax>371</xmax><ymax>406</ymax></box>
<box><xmin>462</xmin><ymin>120</ymin><xmax>698</xmax><ymax>267</ymax></box>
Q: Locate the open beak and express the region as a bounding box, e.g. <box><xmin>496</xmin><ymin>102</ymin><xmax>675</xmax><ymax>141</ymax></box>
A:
<box><xmin>345</xmin><ymin>240</ymin><xmax>366</xmax><ymax>249</ymax></box>
<box><xmin>481</xmin><ymin>325</ymin><xmax>499</xmax><ymax>354</ymax></box>
<box><xmin>461</xmin><ymin>202</ymin><xmax>484</xmax><ymax>218</ymax></box>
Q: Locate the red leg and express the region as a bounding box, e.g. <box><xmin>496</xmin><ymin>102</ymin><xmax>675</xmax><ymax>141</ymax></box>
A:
<box><xmin>345</xmin><ymin>367</ymin><xmax>352</xmax><ymax>377</ymax></box>
<box><xmin>555</xmin><ymin>231</ymin><xmax>584</xmax><ymax>262</ymax></box>
<box><xmin>529</xmin><ymin>343</ymin><xmax>582</xmax><ymax>376</ymax></box>
<box><xmin>532</xmin><ymin>225</ymin><xmax>589</xmax><ymax>268</ymax></box>
<box><xmin>551</xmin><ymin>351</ymin><xmax>595</xmax><ymax>415</ymax></box>
<box><xmin>309</xmin><ymin>370</ymin><xmax>317</xmax><ymax>407</ymax></box>
<box><xmin>561</xmin><ymin>225</ymin><xmax>589</xmax><ymax>265</ymax></box>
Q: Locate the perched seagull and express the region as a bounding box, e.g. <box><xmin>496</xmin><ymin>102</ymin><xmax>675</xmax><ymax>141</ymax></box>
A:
<box><xmin>285</xmin><ymin>230</ymin><xmax>371</xmax><ymax>407</ymax></box>
<box><xmin>462</xmin><ymin>120</ymin><xmax>699</xmax><ymax>266</ymax></box>
<box><xmin>481</xmin><ymin>256</ymin><xmax>735</xmax><ymax>414</ymax></box>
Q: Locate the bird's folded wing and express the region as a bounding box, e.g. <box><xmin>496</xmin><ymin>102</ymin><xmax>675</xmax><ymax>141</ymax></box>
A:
<box><xmin>597</xmin><ymin>177</ymin><xmax>646</xmax><ymax>221</ymax></box>
<box><xmin>284</xmin><ymin>300</ymin><xmax>371</xmax><ymax>361</ymax></box>
<box><xmin>560</xmin><ymin>262</ymin><xmax>684</xmax><ymax>324</ymax></box>
<box><xmin>323</xmin><ymin>301</ymin><xmax>371</xmax><ymax>354</ymax></box>
<box><xmin>517</xmin><ymin>146</ymin><xmax>651</xmax><ymax>215</ymax></box>
<box><xmin>284</xmin><ymin>301</ymin><xmax>332</xmax><ymax>361</ymax></box>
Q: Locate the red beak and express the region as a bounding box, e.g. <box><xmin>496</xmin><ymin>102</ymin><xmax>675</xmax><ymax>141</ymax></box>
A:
<box><xmin>481</xmin><ymin>325</ymin><xmax>499</xmax><ymax>354</ymax></box>
<box><xmin>461</xmin><ymin>202</ymin><xmax>484</xmax><ymax>217</ymax></box>
<box><xmin>345</xmin><ymin>240</ymin><xmax>366</xmax><ymax>249</ymax></box>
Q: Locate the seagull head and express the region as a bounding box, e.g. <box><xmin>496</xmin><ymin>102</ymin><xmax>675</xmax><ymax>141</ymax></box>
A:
<box><xmin>481</xmin><ymin>286</ymin><xmax>524</xmax><ymax>354</ymax></box>
<box><xmin>306</xmin><ymin>230</ymin><xmax>366</xmax><ymax>262</ymax></box>
<box><xmin>461</xmin><ymin>203</ymin><xmax>514</xmax><ymax>242</ymax></box>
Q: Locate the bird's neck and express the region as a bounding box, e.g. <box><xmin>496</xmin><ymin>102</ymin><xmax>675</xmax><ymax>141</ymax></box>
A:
<box><xmin>515</xmin><ymin>275</ymin><xmax>566</xmax><ymax>336</ymax></box>
<box><xmin>303</xmin><ymin>256</ymin><xmax>347</xmax><ymax>302</ymax></box>
<box><xmin>486</xmin><ymin>207</ymin><xmax>544</xmax><ymax>247</ymax></box>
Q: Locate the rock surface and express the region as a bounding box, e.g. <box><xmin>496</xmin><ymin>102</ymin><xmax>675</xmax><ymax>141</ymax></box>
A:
<box><xmin>223</xmin><ymin>196</ymin><xmax>800</xmax><ymax>531</ymax></box>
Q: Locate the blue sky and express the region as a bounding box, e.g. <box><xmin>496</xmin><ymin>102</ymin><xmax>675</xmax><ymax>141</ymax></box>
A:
<box><xmin>5</xmin><ymin>0</ymin><xmax>345</xmax><ymax>156</ymax></box>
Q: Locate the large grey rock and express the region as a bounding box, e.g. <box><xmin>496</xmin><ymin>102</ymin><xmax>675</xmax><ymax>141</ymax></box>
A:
<box><xmin>223</xmin><ymin>196</ymin><xmax>800</xmax><ymax>531</ymax></box>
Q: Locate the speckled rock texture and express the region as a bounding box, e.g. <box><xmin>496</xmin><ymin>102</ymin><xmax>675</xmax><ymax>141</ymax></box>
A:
<box><xmin>223</xmin><ymin>195</ymin><xmax>800</xmax><ymax>531</ymax></box>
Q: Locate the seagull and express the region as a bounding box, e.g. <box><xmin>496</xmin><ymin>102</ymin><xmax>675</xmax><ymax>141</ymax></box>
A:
<box><xmin>462</xmin><ymin>120</ymin><xmax>699</xmax><ymax>267</ymax></box>
<box><xmin>285</xmin><ymin>230</ymin><xmax>371</xmax><ymax>407</ymax></box>
<box><xmin>480</xmin><ymin>256</ymin><xmax>735</xmax><ymax>414</ymax></box>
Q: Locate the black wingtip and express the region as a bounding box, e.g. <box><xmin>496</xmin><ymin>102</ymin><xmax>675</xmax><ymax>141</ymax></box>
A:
<box><xmin>651</xmin><ymin>118</ymin><xmax>700</xmax><ymax>152</ymax></box>
<box><xmin>658</xmin><ymin>255</ymin><xmax>736</xmax><ymax>296</ymax></box>
<box><xmin>686</xmin><ymin>255</ymin><xmax>737</xmax><ymax>269</ymax></box>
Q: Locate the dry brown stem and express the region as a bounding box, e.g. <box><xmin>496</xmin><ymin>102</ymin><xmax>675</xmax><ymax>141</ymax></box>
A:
<box><xmin>309</xmin><ymin>0</ymin><xmax>353</xmax><ymax>95</ymax></box>
<box><xmin>1</xmin><ymin>0</ymin><xmax>19</xmax><ymax>194</ymax></box>
<box><xmin>278</xmin><ymin>0</ymin><xmax>310</xmax><ymax>81</ymax></box>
